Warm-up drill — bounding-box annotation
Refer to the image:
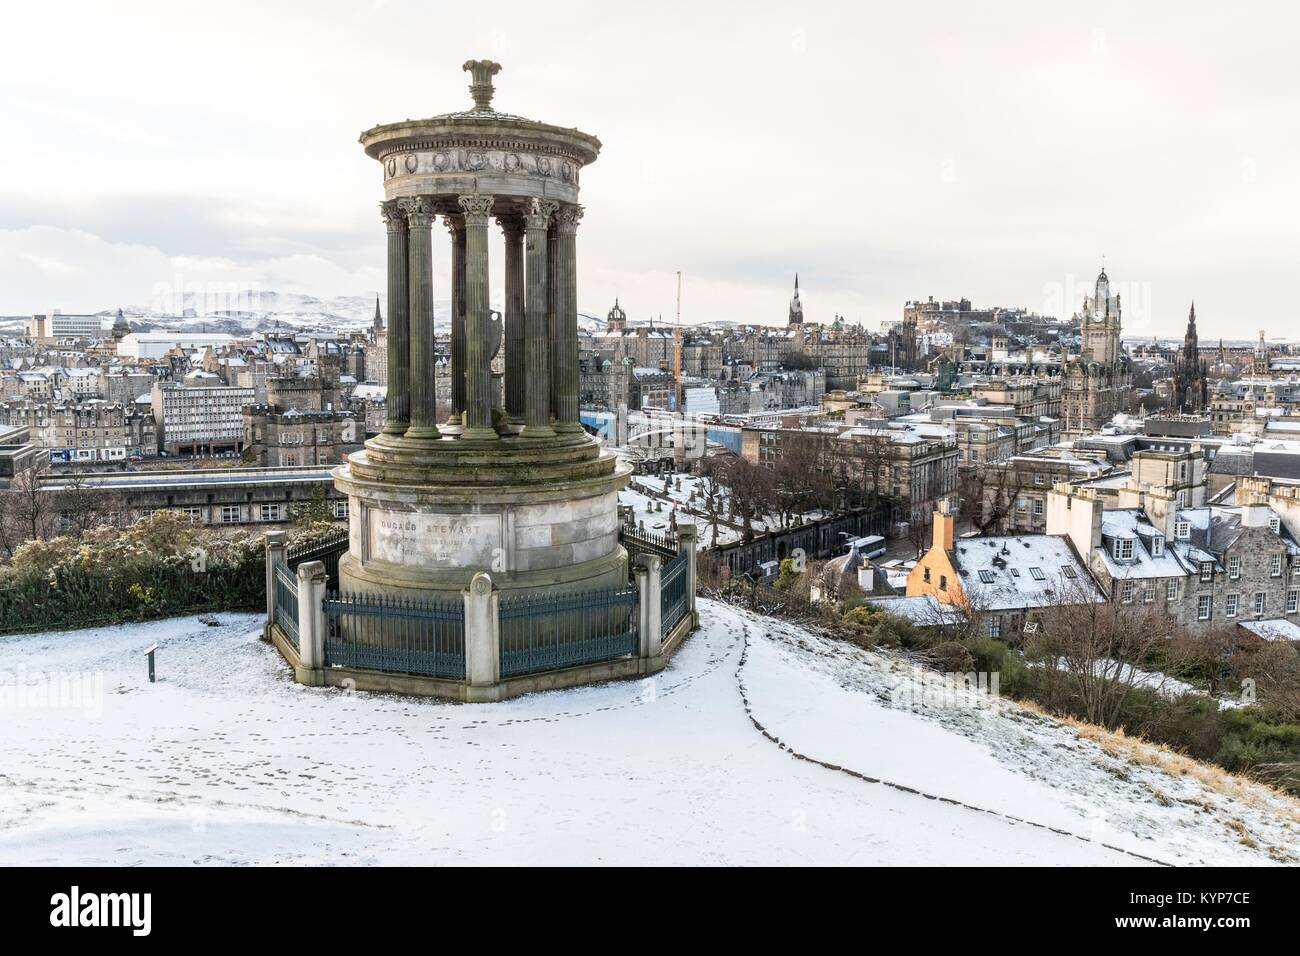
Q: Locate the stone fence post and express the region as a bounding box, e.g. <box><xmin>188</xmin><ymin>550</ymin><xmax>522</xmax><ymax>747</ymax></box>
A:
<box><xmin>263</xmin><ymin>530</ymin><xmax>287</xmax><ymax>641</ymax></box>
<box><xmin>634</xmin><ymin>553</ymin><xmax>662</xmax><ymax>659</ymax></box>
<box><xmin>678</xmin><ymin>522</ymin><xmax>699</xmax><ymax>625</ymax></box>
<box><xmin>296</xmin><ymin>560</ymin><xmax>327</xmax><ymax>673</ymax></box>
<box><xmin>464</xmin><ymin>571</ymin><xmax>500</xmax><ymax>688</ymax></box>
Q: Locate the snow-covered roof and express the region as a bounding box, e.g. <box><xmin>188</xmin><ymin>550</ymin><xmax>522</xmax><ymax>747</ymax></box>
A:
<box><xmin>953</xmin><ymin>535</ymin><xmax>1102</xmax><ymax>611</ymax></box>
<box><xmin>1238</xmin><ymin>619</ymin><xmax>1300</xmax><ymax>642</ymax></box>
<box><xmin>865</xmin><ymin>594</ymin><xmax>966</xmax><ymax>625</ymax></box>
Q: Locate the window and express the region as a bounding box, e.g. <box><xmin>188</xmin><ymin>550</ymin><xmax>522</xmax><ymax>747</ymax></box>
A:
<box><xmin>1151</xmin><ymin>534</ymin><xmax>1164</xmax><ymax>558</ymax></box>
<box><xmin>1034</xmin><ymin>473</ymin><xmax>1045</xmax><ymax>486</ymax></box>
<box><xmin>1142</xmin><ymin>584</ymin><xmax>1155</xmax><ymax>603</ymax></box>
<box><xmin>1270</xmin><ymin>516</ymin><xmax>1281</xmax><ymax>533</ymax></box>
<box><xmin>978</xmin><ymin>570</ymin><xmax>994</xmax><ymax>584</ymax></box>
<box><xmin>221</xmin><ymin>506</ymin><xmax>240</xmax><ymax>524</ymax></box>
<box><xmin>1114</xmin><ymin>537</ymin><xmax>1134</xmax><ymax>560</ymax></box>
<box><xmin>1254</xmin><ymin>592</ymin><xmax>1267</xmax><ymax>617</ymax></box>
<box><xmin>1029</xmin><ymin>567</ymin><xmax>1045</xmax><ymax>581</ymax></box>
<box><xmin>1009</xmin><ymin>568</ymin><xmax>1020</xmax><ymax>577</ymax></box>
<box><xmin>1017</xmin><ymin>498</ymin><xmax>1027</xmax><ymax>512</ymax></box>
<box><xmin>1197</xmin><ymin>595</ymin><xmax>1213</xmax><ymax>621</ymax></box>
<box><xmin>1033</xmin><ymin>499</ymin><xmax>1044</xmax><ymax>516</ymax></box>
<box><xmin>1175</xmin><ymin>521</ymin><xmax>1190</xmax><ymax>540</ymax></box>
<box><xmin>1228</xmin><ymin>555</ymin><xmax>1241</xmax><ymax>580</ymax></box>
<box><xmin>986</xmin><ymin>617</ymin><xmax>1002</xmax><ymax>638</ymax></box>
<box><xmin>181</xmin><ymin>507</ymin><xmax>202</xmax><ymax>523</ymax></box>
<box><xmin>1271</xmin><ymin>554</ymin><xmax>1283</xmax><ymax>577</ymax></box>
<box><xmin>333</xmin><ymin>500</ymin><xmax>349</xmax><ymax>519</ymax></box>
<box><xmin>923</xmin><ymin>567</ymin><xmax>931</xmax><ymax>584</ymax></box>
<box><xmin>939</xmin><ymin>575</ymin><xmax>947</xmax><ymax>591</ymax></box>
<box><xmin>1200</xmin><ymin>562</ymin><xmax>1214</xmax><ymax>583</ymax></box>
<box><xmin>1225</xmin><ymin>593</ymin><xmax>1239</xmax><ymax>618</ymax></box>
<box><xmin>1288</xmin><ymin>590</ymin><xmax>1299</xmax><ymax>614</ymax></box>
<box><xmin>1062</xmin><ymin>566</ymin><xmax>1078</xmax><ymax>579</ymax></box>
<box><xmin>1120</xmin><ymin>580</ymin><xmax>1135</xmax><ymax>604</ymax></box>
<box><xmin>260</xmin><ymin>503</ymin><xmax>281</xmax><ymax>522</ymax></box>
<box><xmin>1166</xmin><ymin>579</ymin><xmax>1179</xmax><ymax>602</ymax></box>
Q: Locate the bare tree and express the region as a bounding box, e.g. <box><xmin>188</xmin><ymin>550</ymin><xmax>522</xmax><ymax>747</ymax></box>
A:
<box><xmin>959</xmin><ymin>459</ymin><xmax>1027</xmax><ymax>534</ymax></box>
<box><xmin>0</xmin><ymin>457</ymin><xmax>57</xmax><ymax>556</ymax></box>
<box><xmin>719</xmin><ymin>456</ymin><xmax>774</xmax><ymax>543</ymax></box>
<box><xmin>1030</xmin><ymin>583</ymin><xmax>1175</xmax><ymax>729</ymax></box>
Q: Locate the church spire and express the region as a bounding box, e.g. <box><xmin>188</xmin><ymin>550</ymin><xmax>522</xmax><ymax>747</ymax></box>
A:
<box><xmin>373</xmin><ymin>294</ymin><xmax>383</xmax><ymax>331</ymax></box>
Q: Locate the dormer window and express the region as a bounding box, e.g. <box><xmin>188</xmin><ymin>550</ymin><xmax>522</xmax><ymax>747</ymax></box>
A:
<box><xmin>1175</xmin><ymin>520</ymin><xmax>1190</xmax><ymax>540</ymax></box>
<box><xmin>1270</xmin><ymin>516</ymin><xmax>1281</xmax><ymax>534</ymax></box>
<box><xmin>1114</xmin><ymin>537</ymin><xmax>1134</xmax><ymax>561</ymax></box>
<box><xmin>1151</xmin><ymin>534</ymin><xmax>1164</xmax><ymax>557</ymax></box>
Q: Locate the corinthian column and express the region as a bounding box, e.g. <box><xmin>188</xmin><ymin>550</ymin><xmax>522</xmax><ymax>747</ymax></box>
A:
<box><xmin>458</xmin><ymin>194</ymin><xmax>498</xmax><ymax>441</ymax></box>
<box><xmin>522</xmin><ymin>198</ymin><xmax>557</xmax><ymax>438</ymax></box>
<box><xmin>499</xmin><ymin>214</ymin><xmax>526</xmax><ymax>423</ymax></box>
<box><xmin>552</xmin><ymin>204</ymin><xmax>583</xmax><ymax>432</ymax></box>
<box><xmin>380</xmin><ymin>200</ymin><xmax>410</xmax><ymax>435</ymax></box>
<box><xmin>446</xmin><ymin>217</ymin><xmax>467</xmax><ymax>427</ymax></box>
<box><xmin>400</xmin><ymin>196</ymin><xmax>440</xmax><ymax>439</ymax></box>
<box><xmin>547</xmin><ymin>220</ymin><xmax>559</xmax><ymax>422</ymax></box>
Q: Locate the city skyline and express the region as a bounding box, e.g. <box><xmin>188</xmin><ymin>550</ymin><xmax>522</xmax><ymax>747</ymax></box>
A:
<box><xmin>3</xmin><ymin>1</ymin><xmax>1297</xmax><ymax>337</ymax></box>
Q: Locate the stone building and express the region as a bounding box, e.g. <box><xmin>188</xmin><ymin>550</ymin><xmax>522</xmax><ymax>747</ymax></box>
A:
<box><xmin>741</xmin><ymin>419</ymin><xmax>959</xmax><ymax>524</ymax></box>
<box><xmin>39</xmin><ymin>465</ymin><xmax>347</xmax><ymax>527</ymax></box>
<box><xmin>243</xmin><ymin>406</ymin><xmax>364</xmax><ymax>467</ymax></box>
<box><xmin>905</xmin><ymin>504</ymin><xmax>1103</xmax><ymax>638</ymax></box>
<box><xmin>1051</xmin><ymin>488</ymin><xmax>1300</xmax><ymax>632</ymax></box>
<box><xmin>787</xmin><ymin>274</ymin><xmax>804</xmax><ymax>326</ymax></box>
<box><xmin>0</xmin><ymin>399</ymin><xmax>131</xmax><ymax>463</ymax></box>
<box><xmin>151</xmin><ymin>380</ymin><xmax>255</xmax><ymax>456</ymax></box>
<box><xmin>1061</xmin><ymin>267</ymin><xmax>1133</xmax><ymax>437</ymax></box>
<box><xmin>1173</xmin><ymin>302</ymin><xmax>1208</xmax><ymax>413</ymax></box>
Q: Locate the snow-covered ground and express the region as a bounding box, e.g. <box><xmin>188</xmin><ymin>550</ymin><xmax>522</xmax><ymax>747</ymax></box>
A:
<box><xmin>619</xmin><ymin>473</ymin><xmax>826</xmax><ymax>548</ymax></box>
<box><xmin>0</xmin><ymin>604</ymin><xmax>1295</xmax><ymax>865</ymax></box>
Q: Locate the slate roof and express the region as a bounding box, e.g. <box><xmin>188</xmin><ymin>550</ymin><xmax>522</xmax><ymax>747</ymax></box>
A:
<box><xmin>952</xmin><ymin>535</ymin><xmax>1102</xmax><ymax>611</ymax></box>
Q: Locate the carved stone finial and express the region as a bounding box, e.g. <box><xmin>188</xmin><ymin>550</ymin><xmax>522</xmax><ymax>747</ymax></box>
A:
<box><xmin>463</xmin><ymin>60</ymin><xmax>502</xmax><ymax>111</ymax></box>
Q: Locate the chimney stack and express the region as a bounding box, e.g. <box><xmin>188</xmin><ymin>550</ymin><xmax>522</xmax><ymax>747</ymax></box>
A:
<box><xmin>933</xmin><ymin>503</ymin><xmax>955</xmax><ymax>552</ymax></box>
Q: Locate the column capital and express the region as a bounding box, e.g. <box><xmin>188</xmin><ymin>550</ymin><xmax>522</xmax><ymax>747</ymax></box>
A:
<box><xmin>444</xmin><ymin>214</ymin><xmax>463</xmax><ymax>237</ymax></box>
<box><xmin>553</xmin><ymin>203</ymin><xmax>584</xmax><ymax>235</ymax></box>
<box><xmin>457</xmin><ymin>193</ymin><xmax>495</xmax><ymax>225</ymax></box>
<box><xmin>380</xmin><ymin>200</ymin><xmax>408</xmax><ymax>233</ymax></box>
<box><xmin>497</xmin><ymin>213</ymin><xmax>526</xmax><ymax>238</ymax></box>
<box><xmin>398</xmin><ymin>196</ymin><xmax>436</xmax><ymax>227</ymax></box>
<box><xmin>523</xmin><ymin>198</ymin><xmax>559</xmax><ymax>232</ymax></box>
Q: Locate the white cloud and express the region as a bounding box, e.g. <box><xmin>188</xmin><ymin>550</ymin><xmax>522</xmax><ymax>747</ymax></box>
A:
<box><xmin>1</xmin><ymin>1</ymin><xmax>1297</xmax><ymax>337</ymax></box>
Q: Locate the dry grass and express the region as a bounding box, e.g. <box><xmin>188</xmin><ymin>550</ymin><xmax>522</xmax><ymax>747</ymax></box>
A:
<box><xmin>1013</xmin><ymin>697</ymin><xmax>1300</xmax><ymax>824</ymax></box>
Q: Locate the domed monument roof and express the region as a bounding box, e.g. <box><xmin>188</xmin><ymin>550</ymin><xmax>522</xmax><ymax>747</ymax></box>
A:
<box><xmin>359</xmin><ymin>61</ymin><xmax>600</xmax><ymax>208</ymax></box>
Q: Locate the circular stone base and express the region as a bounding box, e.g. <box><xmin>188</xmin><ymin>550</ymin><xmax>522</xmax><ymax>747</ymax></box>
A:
<box><xmin>332</xmin><ymin>431</ymin><xmax>632</xmax><ymax>602</ymax></box>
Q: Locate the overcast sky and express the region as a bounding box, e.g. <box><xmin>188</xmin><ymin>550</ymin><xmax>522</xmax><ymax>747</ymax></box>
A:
<box><xmin>2</xmin><ymin>0</ymin><xmax>1296</xmax><ymax>338</ymax></box>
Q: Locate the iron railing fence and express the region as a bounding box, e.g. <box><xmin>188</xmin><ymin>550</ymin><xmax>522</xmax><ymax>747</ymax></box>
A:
<box><xmin>620</xmin><ymin>525</ymin><xmax>677</xmax><ymax>573</ymax></box>
<box><xmin>322</xmin><ymin>591</ymin><xmax>465</xmax><ymax>680</ymax></box>
<box><xmin>660</xmin><ymin>546</ymin><xmax>690</xmax><ymax>638</ymax></box>
<box><xmin>273</xmin><ymin>560</ymin><xmax>300</xmax><ymax>648</ymax></box>
<box><xmin>498</xmin><ymin>585</ymin><xmax>639</xmax><ymax>678</ymax></box>
<box><xmin>286</xmin><ymin>528</ymin><xmax>349</xmax><ymax>591</ymax></box>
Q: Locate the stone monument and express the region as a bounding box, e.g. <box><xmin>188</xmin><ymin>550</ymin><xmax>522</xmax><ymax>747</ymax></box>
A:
<box><xmin>334</xmin><ymin>60</ymin><xmax>632</xmax><ymax>603</ymax></box>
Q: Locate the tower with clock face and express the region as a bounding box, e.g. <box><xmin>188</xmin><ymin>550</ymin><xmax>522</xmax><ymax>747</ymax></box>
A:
<box><xmin>1061</xmin><ymin>266</ymin><xmax>1133</xmax><ymax>437</ymax></box>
